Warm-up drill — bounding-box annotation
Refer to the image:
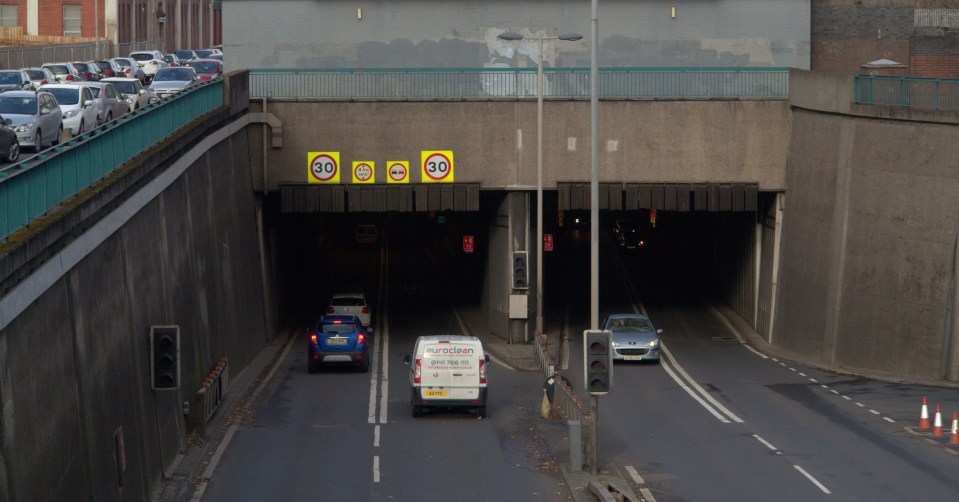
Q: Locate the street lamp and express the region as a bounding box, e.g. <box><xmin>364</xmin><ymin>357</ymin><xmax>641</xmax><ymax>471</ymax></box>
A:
<box><xmin>498</xmin><ymin>30</ymin><xmax>582</xmax><ymax>340</ymax></box>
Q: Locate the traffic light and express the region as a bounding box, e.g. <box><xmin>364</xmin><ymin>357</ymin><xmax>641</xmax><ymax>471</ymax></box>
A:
<box><xmin>512</xmin><ymin>251</ymin><xmax>528</xmax><ymax>289</ymax></box>
<box><xmin>151</xmin><ymin>325</ymin><xmax>180</xmax><ymax>390</ymax></box>
<box><xmin>583</xmin><ymin>330</ymin><xmax>612</xmax><ymax>395</ymax></box>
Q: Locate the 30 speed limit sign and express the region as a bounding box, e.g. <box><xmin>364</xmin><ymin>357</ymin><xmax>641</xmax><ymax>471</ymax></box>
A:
<box><xmin>308</xmin><ymin>152</ymin><xmax>340</xmax><ymax>183</ymax></box>
<box><xmin>421</xmin><ymin>150</ymin><xmax>454</xmax><ymax>183</ymax></box>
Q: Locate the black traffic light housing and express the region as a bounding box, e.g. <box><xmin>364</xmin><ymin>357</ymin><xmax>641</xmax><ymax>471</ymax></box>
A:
<box><xmin>512</xmin><ymin>251</ymin><xmax>529</xmax><ymax>290</ymax></box>
<box><xmin>584</xmin><ymin>330</ymin><xmax>612</xmax><ymax>395</ymax></box>
<box><xmin>151</xmin><ymin>325</ymin><xmax>180</xmax><ymax>390</ymax></box>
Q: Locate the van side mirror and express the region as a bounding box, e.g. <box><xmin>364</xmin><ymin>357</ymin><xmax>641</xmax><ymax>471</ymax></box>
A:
<box><xmin>402</xmin><ymin>354</ymin><xmax>411</xmax><ymax>365</ymax></box>
<box><xmin>366</xmin><ymin>326</ymin><xmax>374</xmax><ymax>335</ymax></box>
<box><xmin>485</xmin><ymin>355</ymin><xmax>490</xmax><ymax>363</ymax></box>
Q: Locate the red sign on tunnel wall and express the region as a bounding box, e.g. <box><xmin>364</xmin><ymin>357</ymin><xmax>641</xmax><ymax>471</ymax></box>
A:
<box><xmin>463</xmin><ymin>235</ymin><xmax>474</xmax><ymax>253</ymax></box>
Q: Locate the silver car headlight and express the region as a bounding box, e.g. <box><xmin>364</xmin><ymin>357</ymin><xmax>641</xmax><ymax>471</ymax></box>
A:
<box><xmin>648</xmin><ymin>339</ymin><xmax>660</xmax><ymax>348</ymax></box>
<box><xmin>15</xmin><ymin>123</ymin><xmax>34</xmax><ymax>133</ymax></box>
<box><xmin>125</xmin><ymin>97</ymin><xmax>134</xmax><ymax>104</ymax></box>
<box><xmin>63</xmin><ymin>109</ymin><xmax>79</xmax><ymax>118</ymax></box>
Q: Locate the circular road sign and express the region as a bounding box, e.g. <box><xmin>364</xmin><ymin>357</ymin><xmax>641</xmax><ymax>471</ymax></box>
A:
<box><xmin>310</xmin><ymin>153</ymin><xmax>338</xmax><ymax>182</ymax></box>
<box><xmin>422</xmin><ymin>151</ymin><xmax>453</xmax><ymax>182</ymax></box>
<box><xmin>389</xmin><ymin>162</ymin><xmax>408</xmax><ymax>182</ymax></box>
<box><xmin>354</xmin><ymin>162</ymin><xmax>373</xmax><ymax>183</ymax></box>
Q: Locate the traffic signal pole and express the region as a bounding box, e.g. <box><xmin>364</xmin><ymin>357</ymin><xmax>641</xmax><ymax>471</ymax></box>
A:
<box><xmin>591</xmin><ymin>395</ymin><xmax>599</xmax><ymax>474</ymax></box>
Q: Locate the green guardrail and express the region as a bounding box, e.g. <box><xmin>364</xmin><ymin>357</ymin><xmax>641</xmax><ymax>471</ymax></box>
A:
<box><xmin>854</xmin><ymin>74</ymin><xmax>959</xmax><ymax>110</ymax></box>
<box><xmin>249</xmin><ymin>67</ymin><xmax>790</xmax><ymax>100</ymax></box>
<box><xmin>0</xmin><ymin>79</ymin><xmax>224</xmax><ymax>242</ymax></box>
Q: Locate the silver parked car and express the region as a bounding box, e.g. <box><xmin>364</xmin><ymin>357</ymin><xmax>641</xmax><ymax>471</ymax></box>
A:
<box><xmin>101</xmin><ymin>77</ymin><xmax>150</xmax><ymax>112</ymax></box>
<box><xmin>129</xmin><ymin>50</ymin><xmax>169</xmax><ymax>82</ymax></box>
<box><xmin>0</xmin><ymin>90</ymin><xmax>63</xmax><ymax>151</ymax></box>
<box><xmin>111</xmin><ymin>57</ymin><xmax>147</xmax><ymax>84</ymax></box>
<box><xmin>20</xmin><ymin>67</ymin><xmax>57</xmax><ymax>89</ymax></box>
<box><xmin>41</xmin><ymin>62</ymin><xmax>82</xmax><ymax>83</ymax></box>
<box><xmin>38</xmin><ymin>84</ymin><xmax>98</xmax><ymax>136</ymax></box>
<box><xmin>71</xmin><ymin>82</ymin><xmax>130</xmax><ymax>125</ymax></box>
<box><xmin>147</xmin><ymin>66</ymin><xmax>199</xmax><ymax>101</ymax></box>
<box><xmin>601</xmin><ymin>313</ymin><xmax>663</xmax><ymax>363</ymax></box>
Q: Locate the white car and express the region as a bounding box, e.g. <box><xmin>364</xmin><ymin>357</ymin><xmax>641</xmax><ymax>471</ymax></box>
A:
<box><xmin>38</xmin><ymin>84</ymin><xmax>98</xmax><ymax>136</ymax></box>
<box><xmin>101</xmin><ymin>77</ymin><xmax>150</xmax><ymax>112</ymax></box>
<box><xmin>129</xmin><ymin>50</ymin><xmax>169</xmax><ymax>82</ymax></box>
<box><xmin>326</xmin><ymin>293</ymin><xmax>371</xmax><ymax>327</ymax></box>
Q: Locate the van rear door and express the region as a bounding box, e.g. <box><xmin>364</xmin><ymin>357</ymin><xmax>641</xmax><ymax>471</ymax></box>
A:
<box><xmin>420</xmin><ymin>341</ymin><xmax>482</xmax><ymax>400</ymax></box>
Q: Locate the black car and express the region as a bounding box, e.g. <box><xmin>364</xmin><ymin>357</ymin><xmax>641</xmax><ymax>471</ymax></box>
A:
<box><xmin>0</xmin><ymin>113</ymin><xmax>20</xmax><ymax>163</ymax></box>
<box><xmin>0</xmin><ymin>70</ymin><xmax>33</xmax><ymax>91</ymax></box>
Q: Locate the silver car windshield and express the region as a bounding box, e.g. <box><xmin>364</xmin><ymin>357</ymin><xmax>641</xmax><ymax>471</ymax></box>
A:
<box><xmin>155</xmin><ymin>69</ymin><xmax>193</xmax><ymax>81</ymax></box>
<box><xmin>0</xmin><ymin>96</ymin><xmax>37</xmax><ymax>115</ymax></box>
<box><xmin>609</xmin><ymin>318</ymin><xmax>653</xmax><ymax>331</ymax></box>
<box><xmin>45</xmin><ymin>88</ymin><xmax>80</xmax><ymax>105</ymax></box>
<box><xmin>111</xmin><ymin>81</ymin><xmax>136</xmax><ymax>94</ymax></box>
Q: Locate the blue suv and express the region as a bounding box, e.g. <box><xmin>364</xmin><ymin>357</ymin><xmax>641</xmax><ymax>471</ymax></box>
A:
<box><xmin>308</xmin><ymin>315</ymin><xmax>372</xmax><ymax>373</ymax></box>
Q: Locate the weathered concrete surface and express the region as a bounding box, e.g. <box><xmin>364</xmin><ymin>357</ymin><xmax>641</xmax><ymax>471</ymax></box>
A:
<box><xmin>0</xmin><ymin>91</ymin><xmax>270</xmax><ymax>500</ymax></box>
<box><xmin>248</xmin><ymin>99</ymin><xmax>791</xmax><ymax>191</ymax></box>
<box><xmin>776</xmin><ymin>71</ymin><xmax>959</xmax><ymax>381</ymax></box>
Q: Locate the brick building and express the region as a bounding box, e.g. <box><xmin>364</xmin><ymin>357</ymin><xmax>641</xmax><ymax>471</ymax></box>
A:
<box><xmin>0</xmin><ymin>0</ymin><xmax>220</xmax><ymax>53</ymax></box>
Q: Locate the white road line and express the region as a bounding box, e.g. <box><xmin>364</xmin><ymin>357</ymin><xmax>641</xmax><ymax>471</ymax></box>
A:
<box><xmin>660</xmin><ymin>343</ymin><xmax>744</xmax><ymax>423</ymax></box>
<box><xmin>842</xmin><ymin>395</ymin><xmax>852</xmax><ymax>401</ymax></box>
<box><xmin>373</xmin><ymin>455</ymin><xmax>381</xmax><ymax>482</ymax></box>
<box><xmin>624</xmin><ymin>465</ymin><xmax>645</xmax><ymax>485</ymax></box>
<box><xmin>809</xmin><ymin>378</ymin><xmax>818</xmax><ymax>383</ymax></box>
<box><xmin>869</xmin><ymin>409</ymin><xmax>880</xmax><ymax>415</ymax></box>
<box><xmin>707</xmin><ymin>303</ymin><xmax>746</xmax><ymax>343</ymax></box>
<box><xmin>794</xmin><ymin>465</ymin><xmax>831</xmax><ymax>494</ymax></box>
<box><xmin>855</xmin><ymin>402</ymin><xmax>865</xmax><ymax>408</ymax></box>
<box><xmin>788</xmin><ymin>367</ymin><xmax>797</xmax><ymax>372</ymax></box>
<box><xmin>753</xmin><ymin>434</ymin><xmax>779</xmax><ymax>452</ymax></box>
<box><xmin>820</xmin><ymin>385</ymin><xmax>829</xmax><ymax>390</ymax></box>
<box><xmin>378</xmin><ymin>311</ymin><xmax>390</xmax><ymax>425</ymax></box>
<box><xmin>367</xmin><ymin>339</ymin><xmax>380</xmax><ymax>423</ymax></box>
<box><xmin>374</xmin><ymin>425</ymin><xmax>380</xmax><ymax>447</ymax></box>
<box><xmin>743</xmin><ymin>344</ymin><xmax>769</xmax><ymax>359</ymax></box>
<box><xmin>830</xmin><ymin>390</ymin><xmax>840</xmax><ymax>395</ymax></box>
<box><xmin>191</xmin><ymin>329</ymin><xmax>298</xmax><ymax>501</ymax></box>
<box><xmin>884</xmin><ymin>417</ymin><xmax>896</xmax><ymax>423</ymax></box>
<box><xmin>798</xmin><ymin>372</ymin><xmax>807</xmax><ymax>377</ymax></box>
<box><xmin>660</xmin><ymin>357</ymin><xmax>730</xmax><ymax>423</ymax></box>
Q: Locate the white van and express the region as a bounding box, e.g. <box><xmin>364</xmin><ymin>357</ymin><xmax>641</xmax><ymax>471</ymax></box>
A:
<box><xmin>407</xmin><ymin>335</ymin><xmax>489</xmax><ymax>418</ymax></box>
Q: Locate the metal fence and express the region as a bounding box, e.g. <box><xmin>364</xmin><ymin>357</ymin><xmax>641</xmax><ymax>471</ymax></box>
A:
<box><xmin>854</xmin><ymin>74</ymin><xmax>959</xmax><ymax>110</ymax></box>
<box><xmin>0</xmin><ymin>78</ymin><xmax>224</xmax><ymax>242</ymax></box>
<box><xmin>0</xmin><ymin>39</ymin><xmax>164</xmax><ymax>70</ymax></box>
<box><xmin>249</xmin><ymin>67</ymin><xmax>790</xmax><ymax>101</ymax></box>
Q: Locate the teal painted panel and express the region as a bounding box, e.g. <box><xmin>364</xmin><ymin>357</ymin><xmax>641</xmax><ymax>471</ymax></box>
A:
<box><xmin>0</xmin><ymin>81</ymin><xmax>224</xmax><ymax>241</ymax></box>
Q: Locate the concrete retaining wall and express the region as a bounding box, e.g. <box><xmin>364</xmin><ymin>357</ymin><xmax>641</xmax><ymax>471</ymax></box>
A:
<box><xmin>0</xmin><ymin>112</ymin><xmax>268</xmax><ymax>500</ymax></box>
<box><xmin>249</xmin><ymin>99</ymin><xmax>791</xmax><ymax>192</ymax></box>
<box><xmin>776</xmin><ymin>69</ymin><xmax>959</xmax><ymax>381</ymax></box>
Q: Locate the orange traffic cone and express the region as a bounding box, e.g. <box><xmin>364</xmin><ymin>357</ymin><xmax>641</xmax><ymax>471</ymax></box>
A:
<box><xmin>933</xmin><ymin>404</ymin><xmax>944</xmax><ymax>437</ymax></box>
<box><xmin>919</xmin><ymin>397</ymin><xmax>931</xmax><ymax>429</ymax></box>
<box><xmin>949</xmin><ymin>411</ymin><xmax>959</xmax><ymax>445</ymax></box>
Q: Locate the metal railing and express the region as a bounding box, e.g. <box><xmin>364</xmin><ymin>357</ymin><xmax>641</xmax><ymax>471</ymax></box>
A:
<box><xmin>0</xmin><ymin>39</ymin><xmax>164</xmax><ymax>70</ymax></box>
<box><xmin>249</xmin><ymin>67</ymin><xmax>790</xmax><ymax>101</ymax></box>
<box><xmin>854</xmin><ymin>74</ymin><xmax>959</xmax><ymax>110</ymax></box>
<box><xmin>534</xmin><ymin>333</ymin><xmax>593</xmax><ymax>470</ymax></box>
<box><xmin>0</xmin><ymin>78</ymin><xmax>224</xmax><ymax>242</ymax></box>
<box><xmin>193</xmin><ymin>357</ymin><xmax>230</xmax><ymax>439</ymax></box>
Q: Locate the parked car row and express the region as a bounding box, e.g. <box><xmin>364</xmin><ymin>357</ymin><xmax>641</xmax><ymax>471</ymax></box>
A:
<box><xmin>0</xmin><ymin>47</ymin><xmax>223</xmax><ymax>164</ymax></box>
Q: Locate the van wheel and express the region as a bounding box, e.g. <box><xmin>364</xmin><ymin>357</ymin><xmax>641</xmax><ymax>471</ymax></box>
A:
<box><xmin>412</xmin><ymin>405</ymin><xmax>422</xmax><ymax>418</ymax></box>
<box><xmin>476</xmin><ymin>407</ymin><xmax>487</xmax><ymax>418</ymax></box>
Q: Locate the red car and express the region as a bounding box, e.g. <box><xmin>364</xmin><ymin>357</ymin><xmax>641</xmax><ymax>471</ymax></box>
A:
<box><xmin>187</xmin><ymin>59</ymin><xmax>223</xmax><ymax>82</ymax></box>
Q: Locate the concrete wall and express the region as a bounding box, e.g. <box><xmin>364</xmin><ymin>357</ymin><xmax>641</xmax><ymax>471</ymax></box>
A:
<box><xmin>0</xmin><ymin>108</ymin><xmax>268</xmax><ymax>500</ymax></box>
<box><xmin>248</xmin><ymin>99</ymin><xmax>791</xmax><ymax>192</ymax></box>
<box><xmin>222</xmin><ymin>0</ymin><xmax>810</xmax><ymax>70</ymax></box>
<box><xmin>775</xmin><ymin>69</ymin><xmax>959</xmax><ymax>381</ymax></box>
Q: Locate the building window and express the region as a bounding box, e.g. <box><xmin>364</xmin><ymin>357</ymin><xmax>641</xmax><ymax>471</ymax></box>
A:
<box><xmin>0</xmin><ymin>5</ymin><xmax>17</xmax><ymax>27</ymax></box>
<box><xmin>63</xmin><ymin>5</ymin><xmax>82</xmax><ymax>37</ymax></box>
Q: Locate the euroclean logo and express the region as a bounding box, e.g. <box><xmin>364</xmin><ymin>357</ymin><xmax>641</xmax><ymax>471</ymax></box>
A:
<box><xmin>425</xmin><ymin>346</ymin><xmax>475</xmax><ymax>355</ymax></box>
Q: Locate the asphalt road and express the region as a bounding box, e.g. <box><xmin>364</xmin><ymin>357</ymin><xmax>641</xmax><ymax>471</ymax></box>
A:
<box><xmin>194</xmin><ymin>211</ymin><xmax>959</xmax><ymax>501</ymax></box>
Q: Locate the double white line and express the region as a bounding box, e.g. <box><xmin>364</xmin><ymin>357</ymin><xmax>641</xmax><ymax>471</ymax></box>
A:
<box><xmin>368</xmin><ymin>245</ymin><xmax>390</xmax><ymax>483</ymax></box>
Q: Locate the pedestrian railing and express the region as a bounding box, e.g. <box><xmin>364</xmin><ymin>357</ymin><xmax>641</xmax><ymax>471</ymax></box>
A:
<box><xmin>249</xmin><ymin>67</ymin><xmax>790</xmax><ymax>101</ymax></box>
<box><xmin>535</xmin><ymin>332</ymin><xmax>593</xmax><ymax>471</ymax></box>
<box><xmin>855</xmin><ymin>74</ymin><xmax>959</xmax><ymax>110</ymax></box>
<box><xmin>0</xmin><ymin>78</ymin><xmax>224</xmax><ymax>242</ymax></box>
<box><xmin>193</xmin><ymin>357</ymin><xmax>230</xmax><ymax>439</ymax></box>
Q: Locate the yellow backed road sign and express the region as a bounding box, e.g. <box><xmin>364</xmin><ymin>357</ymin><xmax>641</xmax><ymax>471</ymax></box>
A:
<box><xmin>308</xmin><ymin>152</ymin><xmax>340</xmax><ymax>183</ymax></box>
<box><xmin>352</xmin><ymin>161</ymin><xmax>375</xmax><ymax>184</ymax></box>
<box><xmin>421</xmin><ymin>150</ymin><xmax>454</xmax><ymax>183</ymax></box>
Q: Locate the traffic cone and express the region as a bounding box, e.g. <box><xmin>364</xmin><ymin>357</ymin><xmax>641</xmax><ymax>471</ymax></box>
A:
<box><xmin>933</xmin><ymin>404</ymin><xmax>944</xmax><ymax>437</ymax></box>
<box><xmin>949</xmin><ymin>412</ymin><xmax>959</xmax><ymax>445</ymax></box>
<box><xmin>919</xmin><ymin>397</ymin><xmax>931</xmax><ymax>429</ymax></box>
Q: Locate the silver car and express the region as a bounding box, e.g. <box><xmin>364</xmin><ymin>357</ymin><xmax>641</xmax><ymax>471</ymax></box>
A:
<box><xmin>101</xmin><ymin>77</ymin><xmax>150</xmax><ymax>112</ymax></box>
<box><xmin>147</xmin><ymin>67</ymin><xmax>199</xmax><ymax>101</ymax></box>
<box><xmin>71</xmin><ymin>82</ymin><xmax>130</xmax><ymax>125</ymax></box>
<box><xmin>21</xmin><ymin>67</ymin><xmax>57</xmax><ymax>89</ymax></box>
<box><xmin>111</xmin><ymin>57</ymin><xmax>147</xmax><ymax>84</ymax></box>
<box><xmin>602</xmin><ymin>313</ymin><xmax>663</xmax><ymax>363</ymax></box>
<box><xmin>0</xmin><ymin>90</ymin><xmax>63</xmax><ymax>151</ymax></box>
<box><xmin>38</xmin><ymin>84</ymin><xmax>98</xmax><ymax>136</ymax></box>
<box><xmin>0</xmin><ymin>70</ymin><xmax>35</xmax><ymax>91</ymax></box>
<box><xmin>129</xmin><ymin>50</ymin><xmax>169</xmax><ymax>82</ymax></box>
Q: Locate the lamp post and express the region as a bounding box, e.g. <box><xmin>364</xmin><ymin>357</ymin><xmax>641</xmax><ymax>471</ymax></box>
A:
<box><xmin>499</xmin><ymin>30</ymin><xmax>582</xmax><ymax>341</ymax></box>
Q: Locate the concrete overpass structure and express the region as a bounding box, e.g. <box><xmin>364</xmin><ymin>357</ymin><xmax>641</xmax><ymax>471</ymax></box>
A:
<box><xmin>0</xmin><ymin>68</ymin><xmax>958</xmax><ymax>499</ymax></box>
